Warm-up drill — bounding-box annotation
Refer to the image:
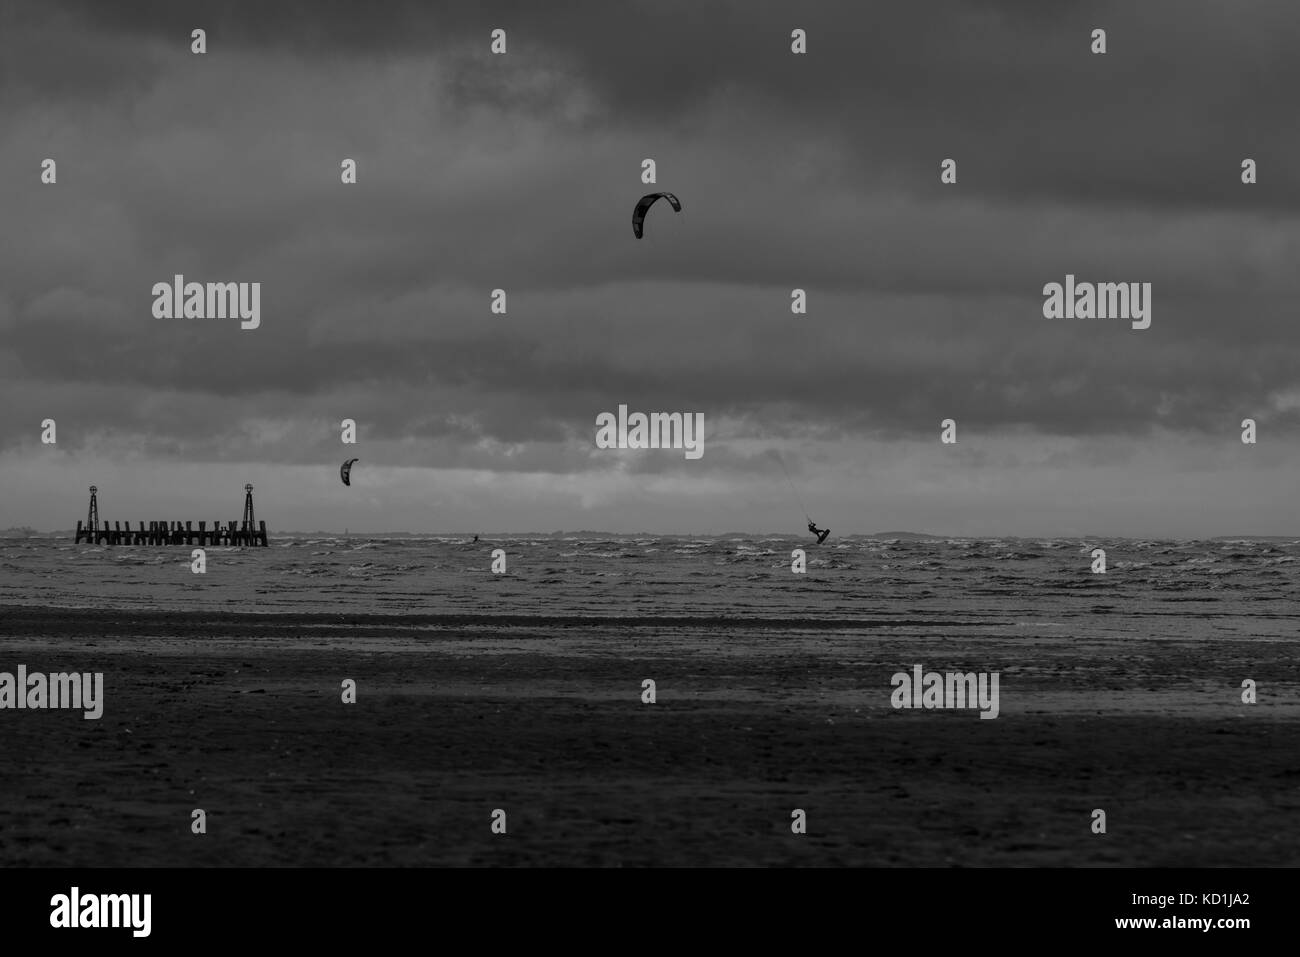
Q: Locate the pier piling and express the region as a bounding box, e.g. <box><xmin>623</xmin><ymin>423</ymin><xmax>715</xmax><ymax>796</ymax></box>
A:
<box><xmin>73</xmin><ymin>485</ymin><xmax>269</xmax><ymax>546</ymax></box>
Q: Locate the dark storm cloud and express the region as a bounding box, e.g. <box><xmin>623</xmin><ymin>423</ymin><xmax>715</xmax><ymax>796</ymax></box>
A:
<box><xmin>19</xmin><ymin>0</ymin><xmax>1300</xmax><ymax>209</ymax></box>
<box><xmin>3</xmin><ymin>0</ymin><xmax>1300</xmax><ymax>472</ymax></box>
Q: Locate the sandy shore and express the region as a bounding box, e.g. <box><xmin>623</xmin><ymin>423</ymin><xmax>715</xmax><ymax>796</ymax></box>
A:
<box><xmin>1</xmin><ymin>606</ymin><xmax>1296</xmax><ymax>866</ymax></box>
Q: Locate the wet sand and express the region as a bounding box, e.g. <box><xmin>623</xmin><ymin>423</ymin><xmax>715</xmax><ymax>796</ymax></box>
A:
<box><xmin>1</xmin><ymin>606</ymin><xmax>1297</xmax><ymax>866</ymax></box>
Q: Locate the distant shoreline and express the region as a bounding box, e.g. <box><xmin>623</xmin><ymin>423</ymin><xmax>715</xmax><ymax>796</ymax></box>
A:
<box><xmin>3</xmin><ymin>529</ymin><xmax>1298</xmax><ymax>542</ymax></box>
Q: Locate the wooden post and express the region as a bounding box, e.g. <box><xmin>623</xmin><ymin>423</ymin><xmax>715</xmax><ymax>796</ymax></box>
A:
<box><xmin>70</xmin><ymin>508</ymin><xmax>270</xmax><ymax>546</ymax></box>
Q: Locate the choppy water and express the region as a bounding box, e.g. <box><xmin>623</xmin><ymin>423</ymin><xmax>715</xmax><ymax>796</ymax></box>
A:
<box><xmin>2</xmin><ymin>535</ymin><xmax>1298</xmax><ymax>640</ymax></box>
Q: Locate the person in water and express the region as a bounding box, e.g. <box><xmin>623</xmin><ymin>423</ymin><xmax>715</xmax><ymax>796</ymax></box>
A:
<box><xmin>807</xmin><ymin>521</ymin><xmax>830</xmax><ymax>544</ymax></box>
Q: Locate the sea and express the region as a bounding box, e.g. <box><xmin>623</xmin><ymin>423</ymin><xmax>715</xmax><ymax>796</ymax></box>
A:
<box><xmin>2</xmin><ymin>535</ymin><xmax>1298</xmax><ymax>643</ymax></box>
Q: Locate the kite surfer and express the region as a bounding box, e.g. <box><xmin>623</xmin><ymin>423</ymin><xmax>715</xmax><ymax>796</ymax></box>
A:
<box><xmin>773</xmin><ymin>450</ymin><xmax>828</xmax><ymax>544</ymax></box>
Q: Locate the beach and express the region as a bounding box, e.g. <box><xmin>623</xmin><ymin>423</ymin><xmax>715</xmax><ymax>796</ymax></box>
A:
<box><xmin>2</xmin><ymin>598</ymin><xmax>1296</xmax><ymax>866</ymax></box>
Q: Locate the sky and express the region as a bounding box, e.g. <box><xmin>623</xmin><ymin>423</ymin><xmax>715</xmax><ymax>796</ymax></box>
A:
<box><xmin>2</xmin><ymin>0</ymin><xmax>1300</xmax><ymax>536</ymax></box>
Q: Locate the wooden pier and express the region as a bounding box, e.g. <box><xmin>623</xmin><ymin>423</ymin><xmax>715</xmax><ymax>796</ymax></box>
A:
<box><xmin>75</xmin><ymin>519</ymin><xmax>268</xmax><ymax>547</ymax></box>
<box><xmin>73</xmin><ymin>484</ymin><xmax>269</xmax><ymax>547</ymax></box>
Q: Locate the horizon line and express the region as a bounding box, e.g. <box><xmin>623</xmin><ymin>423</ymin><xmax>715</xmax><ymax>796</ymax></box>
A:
<box><xmin>4</xmin><ymin>528</ymin><xmax>1299</xmax><ymax>542</ymax></box>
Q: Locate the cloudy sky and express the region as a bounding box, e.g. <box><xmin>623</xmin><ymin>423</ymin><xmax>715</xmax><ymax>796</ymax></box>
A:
<box><xmin>3</xmin><ymin>0</ymin><xmax>1299</xmax><ymax>536</ymax></box>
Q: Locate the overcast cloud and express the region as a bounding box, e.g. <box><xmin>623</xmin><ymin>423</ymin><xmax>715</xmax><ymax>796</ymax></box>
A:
<box><xmin>2</xmin><ymin>0</ymin><xmax>1298</xmax><ymax>535</ymax></box>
